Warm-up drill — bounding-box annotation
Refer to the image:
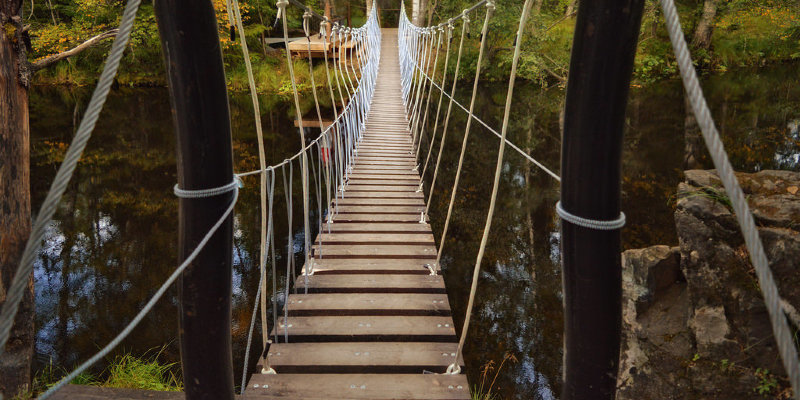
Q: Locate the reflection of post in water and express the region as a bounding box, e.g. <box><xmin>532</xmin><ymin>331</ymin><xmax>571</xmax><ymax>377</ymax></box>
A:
<box><xmin>683</xmin><ymin>96</ymin><xmax>707</xmax><ymax>169</ymax></box>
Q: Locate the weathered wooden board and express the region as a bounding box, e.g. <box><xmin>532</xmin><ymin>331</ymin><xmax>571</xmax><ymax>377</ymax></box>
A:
<box><xmin>302</xmin><ymin>257</ymin><xmax>433</xmax><ymax>274</ymax></box>
<box><xmin>322</xmin><ymin>222</ymin><xmax>431</xmax><ymax>232</ymax></box>
<box><xmin>263</xmin><ymin>342</ymin><xmax>463</xmax><ymax>373</ymax></box>
<box><xmin>337</xmin><ymin>191</ymin><xmax>423</xmax><ymax>199</ymax></box>
<box><xmin>49</xmin><ymin>385</ymin><xmax>185</xmax><ymax>399</ymax></box>
<box><xmin>294</xmin><ymin>274</ymin><xmax>445</xmax><ymax>293</ymax></box>
<box><xmin>316</xmin><ymin>232</ymin><xmax>434</xmax><ymax>244</ymax></box>
<box><xmin>244</xmin><ymin>374</ymin><xmax>470</xmax><ymax>399</ymax></box>
<box><xmin>335</xmin><ymin>205</ymin><xmax>424</xmax><ymax>213</ymax></box>
<box><xmin>284</xmin><ymin>293</ymin><xmax>450</xmax><ymax>316</ymax></box>
<box><xmin>312</xmin><ymin>244</ymin><xmax>437</xmax><ymax>259</ymax></box>
<box><xmin>269</xmin><ymin>316</ymin><xmax>457</xmax><ymax>341</ymax></box>
<box><xmin>332</xmin><ymin>214</ymin><xmax>421</xmax><ymax>222</ymax></box>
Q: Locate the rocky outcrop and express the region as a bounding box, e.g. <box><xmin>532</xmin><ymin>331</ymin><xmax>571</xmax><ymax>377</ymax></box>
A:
<box><xmin>618</xmin><ymin>169</ymin><xmax>800</xmax><ymax>399</ymax></box>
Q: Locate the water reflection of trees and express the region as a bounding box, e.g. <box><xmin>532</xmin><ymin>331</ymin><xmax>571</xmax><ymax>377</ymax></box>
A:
<box><xmin>28</xmin><ymin>61</ymin><xmax>800</xmax><ymax>398</ymax></box>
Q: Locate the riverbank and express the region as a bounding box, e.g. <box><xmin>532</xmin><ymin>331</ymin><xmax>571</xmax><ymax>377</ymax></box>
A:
<box><xmin>619</xmin><ymin>169</ymin><xmax>800</xmax><ymax>399</ymax></box>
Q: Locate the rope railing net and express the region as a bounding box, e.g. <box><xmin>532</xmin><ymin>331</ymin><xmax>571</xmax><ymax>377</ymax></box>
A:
<box><xmin>0</xmin><ymin>0</ymin><xmax>380</xmax><ymax>397</ymax></box>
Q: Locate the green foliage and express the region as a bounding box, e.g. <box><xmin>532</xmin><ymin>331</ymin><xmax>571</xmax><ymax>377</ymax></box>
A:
<box><xmin>20</xmin><ymin>0</ymin><xmax>800</xmax><ymax>89</ymax></box>
<box><xmin>104</xmin><ymin>354</ymin><xmax>182</xmax><ymax>392</ymax></box>
<box><xmin>753</xmin><ymin>368</ymin><xmax>778</xmax><ymax>396</ymax></box>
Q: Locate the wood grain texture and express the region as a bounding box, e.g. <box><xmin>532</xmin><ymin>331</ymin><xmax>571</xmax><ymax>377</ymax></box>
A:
<box><xmin>244</xmin><ymin>374</ymin><xmax>470</xmax><ymax>399</ymax></box>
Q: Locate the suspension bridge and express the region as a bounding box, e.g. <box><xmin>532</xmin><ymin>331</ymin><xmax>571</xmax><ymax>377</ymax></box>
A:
<box><xmin>1</xmin><ymin>0</ymin><xmax>799</xmax><ymax>399</ymax></box>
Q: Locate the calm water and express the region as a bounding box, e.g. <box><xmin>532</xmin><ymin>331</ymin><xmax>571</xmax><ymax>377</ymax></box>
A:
<box><xmin>29</xmin><ymin>62</ymin><xmax>800</xmax><ymax>398</ymax></box>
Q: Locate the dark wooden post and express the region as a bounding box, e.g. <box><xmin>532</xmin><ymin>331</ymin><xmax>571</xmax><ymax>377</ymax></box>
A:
<box><xmin>153</xmin><ymin>1</ymin><xmax>235</xmax><ymax>399</ymax></box>
<box><xmin>560</xmin><ymin>0</ymin><xmax>644</xmax><ymax>399</ymax></box>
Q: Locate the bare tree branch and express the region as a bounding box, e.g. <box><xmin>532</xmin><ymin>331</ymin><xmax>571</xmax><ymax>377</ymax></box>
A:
<box><xmin>30</xmin><ymin>29</ymin><xmax>118</xmax><ymax>72</ymax></box>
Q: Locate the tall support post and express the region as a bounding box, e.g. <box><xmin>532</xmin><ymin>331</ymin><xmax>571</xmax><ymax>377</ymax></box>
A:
<box><xmin>559</xmin><ymin>0</ymin><xmax>644</xmax><ymax>399</ymax></box>
<box><xmin>153</xmin><ymin>0</ymin><xmax>235</xmax><ymax>399</ymax></box>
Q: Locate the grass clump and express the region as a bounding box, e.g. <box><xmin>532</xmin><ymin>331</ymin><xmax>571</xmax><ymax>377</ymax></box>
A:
<box><xmin>103</xmin><ymin>353</ymin><xmax>182</xmax><ymax>392</ymax></box>
<box><xmin>471</xmin><ymin>352</ymin><xmax>517</xmax><ymax>400</ymax></box>
<box><xmin>15</xmin><ymin>347</ymin><xmax>182</xmax><ymax>399</ymax></box>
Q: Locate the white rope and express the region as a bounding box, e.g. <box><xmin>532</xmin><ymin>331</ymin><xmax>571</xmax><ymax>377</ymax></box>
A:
<box><xmin>435</xmin><ymin>2</ymin><xmax>494</xmax><ymax>270</ymax></box>
<box><xmin>173</xmin><ymin>177</ymin><xmax>241</xmax><ymax>198</ymax></box>
<box><xmin>555</xmin><ymin>201</ymin><xmax>626</xmax><ymax>230</ymax></box>
<box><xmin>240</xmin><ymin>170</ymin><xmax>275</xmax><ymax>392</ymax></box>
<box><xmin>447</xmin><ymin>0</ymin><xmax>531</xmax><ymax>374</ymax></box>
<box><xmin>0</xmin><ymin>0</ymin><xmax>142</xmax><ymax>359</ymax></box>
<box><xmin>660</xmin><ymin>0</ymin><xmax>800</xmax><ymax>395</ymax></box>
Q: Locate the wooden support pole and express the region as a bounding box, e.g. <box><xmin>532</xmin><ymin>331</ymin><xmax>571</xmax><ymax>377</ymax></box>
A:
<box><xmin>153</xmin><ymin>0</ymin><xmax>235</xmax><ymax>399</ymax></box>
<box><xmin>560</xmin><ymin>0</ymin><xmax>645</xmax><ymax>399</ymax></box>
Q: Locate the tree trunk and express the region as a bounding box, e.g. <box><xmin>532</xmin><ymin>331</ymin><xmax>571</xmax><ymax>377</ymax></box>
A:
<box><xmin>412</xmin><ymin>0</ymin><xmax>427</xmax><ymax>26</ymax></box>
<box><xmin>534</xmin><ymin>0</ymin><xmax>543</xmax><ymax>13</ymax></box>
<box><xmin>0</xmin><ymin>1</ymin><xmax>34</xmax><ymax>398</ymax></box>
<box><xmin>683</xmin><ymin>96</ymin><xmax>705</xmax><ymax>169</ymax></box>
<box><xmin>566</xmin><ymin>0</ymin><xmax>577</xmax><ymax>16</ymax></box>
<box><xmin>691</xmin><ymin>0</ymin><xmax>717</xmax><ymax>50</ymax></box>
<box><xmin>366</xmin><ymin>0</ymin><xmax>372</xmax><ymax>15</ymax></box>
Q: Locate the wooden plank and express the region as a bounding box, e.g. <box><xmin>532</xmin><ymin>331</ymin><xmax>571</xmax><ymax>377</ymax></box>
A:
<box><xmin>332</xmin><ymin>214</ymin><xmax>421</xmax><ymax>222</ymax></box>
<box><xmin>336</xmin><ymin>205</ymin><xmax>424</xmax><ymax>213</ymax></box>
<box><xmin>294</xmin><ymin>274</ymin><xmax>445</xmax><ymax>293</ymax></box>
<box><xmin>244</xmin><ymin>374</ymin><xmax>470</xmax><ymax>399</ymax></box>
<box><xmin>284</xmin><ymin>293</ymin><xmax>450</xmax><ymax>316</ymax></box>
<box><xmin>49</xmin><ymin>385</ymin><xmax>185</xmax><ymax>400</ymax></box>
<box><xmin>344</xmin><ymin>185</ymin><xmax>418</xmax><ymax>192</ymax></box>
<box><xmin>338</xmin><ymin>191</ymin><xmax>423</xmax><ymax>198</ymax></box>
<box><xmin>312</xmin><ymin>244</ymin><xmax>437</xmax><ymax>259</ymax></box>
<box><xmin>303</xmin><ymin>258</ymin><xmax>433</xmax><ymax>274</ymax></box>
<box><xmin>345</xmin><ymin>180</ymin><xmax>419</xmax><ymax>187</ymax></box>
<box><xmin>316</xmin><ymin>232</ymin><xmax>433</xmax><ymax>244</ymax></box>
<box><xmin>347</xmin><ymin>174</ymin><xmax>421</xmax><ymax>180</ymax></box>
<box><xmin>322</xmin><ymin>222</ymin><xmax>431</xmax><ymax>232</ymax></box>
<box><xmin>269</xmin><ymin>315</ymin><xmax>456</xmax><ymax>341</ymax></box>
<box><xmin>262</xmin><ymin>342</ymin><xmax>462</xmax><ymax>373</ymax></box>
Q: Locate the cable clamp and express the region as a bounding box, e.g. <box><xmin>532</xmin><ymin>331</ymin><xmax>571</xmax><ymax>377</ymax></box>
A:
<box><xmin>486</xmin><ymin>0</ymin><xmax>496</xmax><ymax>11</ymax></box>
<box><xmin>419</xmin><ymin>212</ymin><xmax>426</xmax><ymax>224</ymax></box>
<box><xmin>174</xmin><ymin>176</ymin><xmax>242</xmax><ymax>199</ymax></box>
<box><xmin>416</xmin><ymin>183</ymin><xmax>423</xmax><ymax>193</ymax></box>
<box><xmin>555</xmin><ymin>201</ymin><xmax>626</xmax><ymax>230</ymax></box>
<box><xmin>261</xmin><ymin>367</ymin><xmax>276</xmax><ymax>374</ymax></box>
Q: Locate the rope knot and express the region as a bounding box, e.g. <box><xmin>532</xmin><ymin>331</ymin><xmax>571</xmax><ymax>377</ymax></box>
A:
<box><xmin>319</xmin><ymin>20</ymin><xmax>329</xmax><ymax>39</ymax></box>
<box><xmin>486</xmin><ymin>0</ymin><xmax>496</xmax><ymax>11</ymax></box>
<box><xmin>302</xmin><ymin>11</ymin><xmax>312</xmax><ymax>37</ymax></box>
<box><xmin>275</xmin><ymin>0</ymin><xmax>289</xmax><ymax>19</ymax></box>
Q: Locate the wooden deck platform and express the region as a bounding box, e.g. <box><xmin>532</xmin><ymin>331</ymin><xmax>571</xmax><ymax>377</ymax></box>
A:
<box><xmin>244</xmin><ymin>28</ymin><xmax>470</xmax><ymax>399</ymax></box>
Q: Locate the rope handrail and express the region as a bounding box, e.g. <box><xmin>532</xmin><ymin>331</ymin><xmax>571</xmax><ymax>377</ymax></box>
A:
<box><xmin>422</xmin><ymin>73</ymin><xmax>561</xmax><ymax>182</ymax></box>
<box><xmin>400</xmin><ymin>12</ymin><xmax>561</xmax><ymax>182</ymax></box>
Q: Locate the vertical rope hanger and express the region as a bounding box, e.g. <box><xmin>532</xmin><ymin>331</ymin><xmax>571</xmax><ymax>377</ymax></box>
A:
<box><xmin>319</xmin><ymin>20</ymin><xmax>337</xmax><ymax>225</ymax></box>
<box><xmin>410</xmin><ymin>29</ymin><xmax>436</xmax><ymax>152</ymax></box>
<box><xmin>425</xmin><ymin>15</ymin><xmax>468</xmax><ymax>218</ymax></box>
<box><xmin>447</xmin><ymin>0</ymin><xmax>530</xmax><ymax>374</ymax></box>
<box><xmin>414</xmin><ymin>27</ymin><xmax>444</xmax><ymax>163</ymax></box>
<box><xmin>241</xmin><ymin>169</ymin><xmax>277</xmax><ymax>391</ymax></box>
<box><xmin>434</xmin><ymin>1</ymin><xmax>494</xmax><ymax>271</ymax></box>
<box><xmin>225</xmin><ymin>0</ymin><xmax>271</xmax><ymax>350</ymax></box>
<box><xmin>277</xmin><ymin>0</ymin><xmax>312</xmax><ymax>291</ymax></box>
<box><xmin>418</xmin><ymin>22</ymin><xmax>454</xmax><ymax>188</ymax></box>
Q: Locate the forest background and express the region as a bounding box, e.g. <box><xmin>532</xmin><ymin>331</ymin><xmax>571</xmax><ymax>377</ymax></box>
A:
<box><xmin>20</xmin><ymin>0</ymin><xmax>800</xmax><ymax>91</ymax></box>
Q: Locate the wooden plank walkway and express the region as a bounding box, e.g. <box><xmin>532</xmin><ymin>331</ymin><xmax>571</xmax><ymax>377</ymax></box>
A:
<box><xmin>244</xmin><ymin>28</ymin><xmax>470</xmax><ymax>399</ymax></box>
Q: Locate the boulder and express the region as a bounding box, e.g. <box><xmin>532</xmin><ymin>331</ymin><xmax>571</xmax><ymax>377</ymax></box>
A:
<box><xmin>618</xmin><ymin>169</ymin><xmax>800</xmax><ymax>399</ymax></box>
